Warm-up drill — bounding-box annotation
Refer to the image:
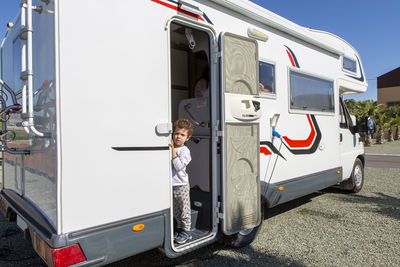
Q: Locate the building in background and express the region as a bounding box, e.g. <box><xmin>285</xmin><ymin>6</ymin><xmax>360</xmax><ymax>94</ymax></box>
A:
<box><xmin>377</xmin><ymin>67</ymin><xmax>400</xmax><ymax>106</ymax></box>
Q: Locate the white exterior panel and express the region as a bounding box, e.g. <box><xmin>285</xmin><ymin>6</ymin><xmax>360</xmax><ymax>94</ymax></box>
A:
<box><xmin>58</xmin><ymin>1</ymin><xmax>171</xmax><ymax>232</ymax></box>
<box><xmin>61</xmin><ymin>150</ymin><xmax>170</xmax><ymax>232</ymax></box>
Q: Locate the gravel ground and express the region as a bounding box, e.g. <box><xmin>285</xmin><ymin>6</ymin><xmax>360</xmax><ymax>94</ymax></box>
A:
<box><xmin>0</xmin><ymin>216</ymin><xmax>45</xmax><ymax>267</ymax></box>
<box><xmin>0</xmin><ymin>144</ymin><xmax>399</xmax><ymax>266</ymax></box>
<box><xmin>113</xmin><ymin>167</ymin><xmax>400</xmax><ymax>267</ymax></box>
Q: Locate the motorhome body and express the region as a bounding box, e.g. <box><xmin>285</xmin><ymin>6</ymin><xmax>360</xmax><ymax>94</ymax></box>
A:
<box><xmin>0</xmin><ymin>0</ymin><xmax>367</xmax><ymax>266</ymax></box>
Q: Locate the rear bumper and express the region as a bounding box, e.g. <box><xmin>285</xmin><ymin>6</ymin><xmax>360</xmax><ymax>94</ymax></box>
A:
<box><xmin>0</xmin><ymin>189</ymin><xmax>167</xmax><ymax>266</ymax></box>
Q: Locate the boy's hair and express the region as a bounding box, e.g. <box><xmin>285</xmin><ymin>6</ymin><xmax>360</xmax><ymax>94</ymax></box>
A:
<box><xmin>173</xmin><ymin>119</ymin><xmax>193</xmax><ymax>137</ymax></box>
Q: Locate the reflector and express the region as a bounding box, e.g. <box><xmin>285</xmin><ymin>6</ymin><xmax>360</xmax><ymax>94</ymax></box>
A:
<box><xmin>132</xmin><ymin>224</ymin><xmax>145</xmax><ymax>231</ymax></box>
<box><xmin>35</xmin><ymin>232</ymin><xmax>86</xmax><ymax>267</ymax></box>
<box><xmin>52</xmin><ymin>244</ymin><xmax>86</xmax><ymax>267</ymax></box>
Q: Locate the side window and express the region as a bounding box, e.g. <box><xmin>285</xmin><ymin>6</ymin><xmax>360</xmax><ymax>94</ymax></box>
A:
<box><xmin>339</xmin><ymin>101</ymin><xmax>348</xmax><ymax>128</ymax></box>
<box><xmin>339</xmin><ymin>98</ymin><xmax>353</xmax><ymax>129</ymax></box>
<box><xmin>289</xmin><ymin>70</ymin><xmax>334</xmax><ymax>113</ymax></box>
<box><xmin>259</xmin><ymin>61</ymin><xmax>275</xmax><ymax>94</ymax></box>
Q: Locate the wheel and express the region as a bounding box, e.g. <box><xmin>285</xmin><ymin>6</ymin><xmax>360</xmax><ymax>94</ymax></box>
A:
<box><xmin>340</xmin><ymin>158</ymin><xmax>364</xmax><ymax>193</ymax></box>
<box><xmin>222</xmin><ymin>221</ymin><xmax>263</xmax><ymax>248</ymax></box>
<box><xmin>221</xmin><ymin>201</ymin><xmax>264</xmax><ymax>248</ymax></box>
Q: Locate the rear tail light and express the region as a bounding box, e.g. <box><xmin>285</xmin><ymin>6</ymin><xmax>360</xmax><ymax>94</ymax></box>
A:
<box><xmin>35</xmin><ymin>232</ymin><xmax>86</xmax><ymax>267</ymax></box>
<box><xmin>52</xmin><ymin>244</ymin><xmax>86</xmax><ymax>267</ymax></box>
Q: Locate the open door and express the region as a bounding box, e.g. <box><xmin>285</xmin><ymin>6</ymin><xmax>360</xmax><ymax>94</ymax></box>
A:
<box><xmin>220</xmin><ymin>32</ymin><xmax>261</xmax><ymax>235</ymax></box>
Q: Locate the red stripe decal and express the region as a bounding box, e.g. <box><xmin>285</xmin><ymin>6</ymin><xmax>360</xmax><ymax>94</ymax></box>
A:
<box><xmin>286</xmin><ymin>50</ymin><xmax>296</xmax><ymax>67</ymax></box>
<box><xmin>282</xmin><ymin>115</ymin><xmax>316</xmax><ymax>148</ymax></box>
<box><xmin>260</xmin><ymin>146</ymin><xmax>272</xmax><ymax>155</ymax></box>
<box><xmin>151</xmin><ymin>0</ymin><xmax>204</xmax><ymax>21</ymax></box>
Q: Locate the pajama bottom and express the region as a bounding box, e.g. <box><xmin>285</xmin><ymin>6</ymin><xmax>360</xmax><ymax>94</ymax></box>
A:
<box><xmin>173</xmin><ymin>184</ymin><xmax>191</xmax><ymax>232</ymax></box>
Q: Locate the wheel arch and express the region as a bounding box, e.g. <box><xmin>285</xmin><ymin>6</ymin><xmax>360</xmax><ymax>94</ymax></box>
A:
<box><xmin>357</xmin><ymin>154</ymin><xmax>365</xmax><ymax>168</ymax></box>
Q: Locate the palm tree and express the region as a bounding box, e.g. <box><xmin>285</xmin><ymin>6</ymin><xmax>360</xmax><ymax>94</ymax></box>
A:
<box><xmin>387</xmin><ymin>117</ymin><xmax>395</xmax><ymax>142</ymax></box>
<box><xmin>394</xmin><ymin>114</ymin><xmax>400</xmax><ymax>141</ymax></box>
<box><xmin>373</xmin><ymin>104</ymin><xmax>388</xmax><ymax>144</ymax></box>
<box><xmin>385</xmin><ymin>106</ymin><xmax>400</xmax><ymax>142</ymax></box>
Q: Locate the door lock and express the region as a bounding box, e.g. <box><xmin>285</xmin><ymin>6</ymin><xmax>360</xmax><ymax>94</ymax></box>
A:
<box><xmin>252</xmin><ymin>100</ymin><xmax>260</xmax><ymax>112</ymax></box>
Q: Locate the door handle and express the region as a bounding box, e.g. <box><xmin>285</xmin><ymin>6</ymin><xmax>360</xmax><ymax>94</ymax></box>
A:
<box><xmin>230</xmin><ymin>98</ymin><xmax>261</xmax><ymax>120</ymax></box>
<box><xmin>156</xmin><ymin>123</ymin><xmax>172</xmax><ymax>135</ymax></box>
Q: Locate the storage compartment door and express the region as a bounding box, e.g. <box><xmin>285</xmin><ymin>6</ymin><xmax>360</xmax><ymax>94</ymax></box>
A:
<box><xmin>220</xmin><ymin>32</ymin><xmax>261</xmax><ymax>235</ymax></box>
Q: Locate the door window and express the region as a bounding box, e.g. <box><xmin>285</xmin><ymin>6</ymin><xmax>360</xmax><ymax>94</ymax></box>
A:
<box><xmin>339</xmin><ymin>101</ymin><xmax>348</xmax><ymax>128</ymax></box>
<box><xmin>339</xmin><ymin>98</ymin><xmax>354</xmax><ymax>129</ymax></box>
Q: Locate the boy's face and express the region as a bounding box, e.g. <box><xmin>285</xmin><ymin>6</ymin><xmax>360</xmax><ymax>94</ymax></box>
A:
<box><xmin>173</xmin><ymin>128</ymin><xmax>190</xmax><ymax>147</ymax></box>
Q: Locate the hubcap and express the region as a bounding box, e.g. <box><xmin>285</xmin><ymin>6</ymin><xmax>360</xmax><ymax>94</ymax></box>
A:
<box><xmin>354</xmin><ymin>164</ymin><xmax>363</xmax><ymax>187</ymax></box>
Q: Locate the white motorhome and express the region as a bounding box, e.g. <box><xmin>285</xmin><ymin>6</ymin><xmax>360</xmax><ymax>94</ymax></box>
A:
<box><xmin>0</xmin><ymin>0</ymin><xmax>369</xmax><ymax>266</ymax></box>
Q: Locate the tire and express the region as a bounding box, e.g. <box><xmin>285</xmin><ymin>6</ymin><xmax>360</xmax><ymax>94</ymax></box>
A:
<box><xmin>340</xmin><ymin>158</ymin><xmax>364</xmax><ymax>193</ymax></box>
<box><xmin>221</xmin><ymin>201</ymin><xmax>264</xmax><ymax>248</ymax></box>
<box><xmin>222</xmin><ymin>221</ymin><xmax>263</xmax><ymax>248</ymax></box>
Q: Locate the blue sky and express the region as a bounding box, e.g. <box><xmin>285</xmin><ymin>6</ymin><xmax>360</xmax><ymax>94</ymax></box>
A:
<box><xmin>1</xmin><ymin>0</ymin><xmax>399</xmax><ymax>101</ymax></box>
<box><xmin>251</xmin><ymin>0</ymin><xmax>400</xmax><ymax>101</ymax></box>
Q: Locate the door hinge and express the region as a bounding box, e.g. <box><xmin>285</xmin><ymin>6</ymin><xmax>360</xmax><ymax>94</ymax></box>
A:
<box><xmin>213</xmin><ymin>126</ymin><xmax>223</xmax><ymax>138</ymax></box>
<box><xmin>216</xmin><ymin>130</ymin><xmax>223</xmax><ymax>137</ymax></box>
<box><xmin>213</xmin><ymin>51</ymin><xmax>221</xmax><ymax>64</ymax></box>
<box><xmin>214</xmin><ymin>201</ymin><xmax>223</xmax><ymax>223</ymax></box>
<box><xmin>212</xmin><ymin>121</ymin><xmax>222</xmax><ymax>141</ymax></box>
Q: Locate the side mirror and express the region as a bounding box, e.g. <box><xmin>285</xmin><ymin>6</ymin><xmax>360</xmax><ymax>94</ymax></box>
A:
<box><xmin>366</xmin><ymin>117</ymin><xmax>376</xmax><ymax>135</ymax></box>
<box><xmin>354</xmin><ymin>117</ymin><xmax>376</xmax><ymax>136</ymax></box>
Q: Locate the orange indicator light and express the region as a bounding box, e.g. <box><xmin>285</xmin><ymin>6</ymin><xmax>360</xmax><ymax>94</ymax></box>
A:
<box><xmin>337</xmin><ymin>170</ymin><xmax>341</xmax><ymax>174</ymax></box>
<box><xmin>278</xmin><ymin>186</ymin><xmax>284</xmax><ymax>191</ymax></box>
<box><xmin>132</xmin><ymin>224</ymin><xmax>145</xmax><ymax>232</ymax></box>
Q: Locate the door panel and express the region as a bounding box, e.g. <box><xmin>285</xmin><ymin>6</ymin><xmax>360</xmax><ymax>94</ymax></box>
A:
<box><xmin>339</xmin><ymin>98</ymin><xmax>358</xmax><ymax>178</ymax></box>
<box><xmin>225</xmin><ymin>123</ymin><xmax>259</xmax><ymax>232</ymax></box>
<box><xmin>220</xmin><ymin>32</ymin><xmax>261</xmax><ymax>235</ymax></box>
<box><xmin>223</xmin><ymin>34</ymin><xmax>258</xmax><ymax>95</ymax></box>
